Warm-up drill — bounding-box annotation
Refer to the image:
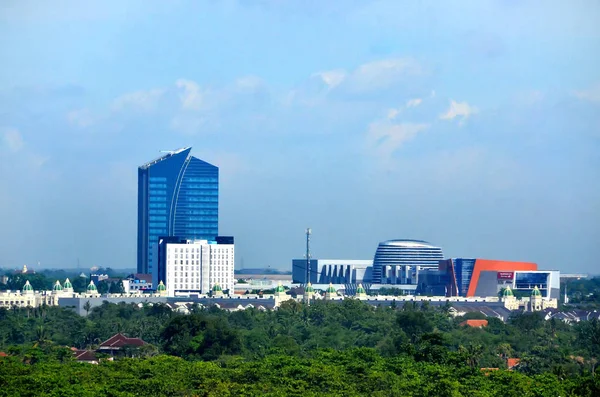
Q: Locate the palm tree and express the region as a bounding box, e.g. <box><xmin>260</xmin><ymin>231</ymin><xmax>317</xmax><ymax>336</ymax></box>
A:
<box><xmin>459</xmin><ymin>344</ymin><xmax>484</xmax><ymax>368</ymax></box>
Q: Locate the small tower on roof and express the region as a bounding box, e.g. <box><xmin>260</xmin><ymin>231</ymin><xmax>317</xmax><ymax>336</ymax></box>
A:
<box><xmin>530</xmin><ymin>286</ymin><xmax>542</xmax><ymax>312</ymax></box>
<box><xmin>22</xmin><ymin>280</ymin><xmax>34</xmax><ymax>295</ymax></box>
<box><xmin>87</xmin><ymin>280</ymin><xmax>99</xmax><ymax>296</ymax></box>
<box><xmin>63</xmin><ymin>278</ymin><xmax>73</xmax><ymax>293</ymax></box>
<box><xmin>211</xmin><ymin>283</ymin><xmax>223</xmax><ymax>297</ymax></box>
<box><xmin>304</xmin><ymin>282</ymin><xmax>315</xmax><ymax>302</ymax></box>
<box><xmin>273</xmin><ymin>281</ymin><xmax>290</xmax><ymax>306</ymax></box>
<box><xmin>355</xmin><ymin>284</ymin><xmax>367</xmax><ymax>299</ymax></box>
<box><xmin>157</xmin><ymin>280</ymin><xmax>167</xmax><ymax>296</ymax></box>
<box><xmin>501</xmin><ymin>285</ymin><xmax>518</xmax><ymax>310</ymax></box>
<box><xmin>274</xmin><ymin>282</ymin><xmax>286</xmax><ymax>297</ymax></box>
<box><xmin>52</xmin><ymin>280</ymin><xmax>63</xmax><ymax>295</ymax></box>
<box><xmin>325</xmin><ymin>283</ymin><xmax>337</xmax><ymax>300</ymax></box>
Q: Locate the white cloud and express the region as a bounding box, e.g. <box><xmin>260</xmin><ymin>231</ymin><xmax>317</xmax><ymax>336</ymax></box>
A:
<box><xmin>440</xmin><ymin>100</ymin><xmax>478</xmax><ymax>125</ymax></box>
<box><xmin>573</xmin><ymin>83</ymin><xmax>600</xmax><ymax>103</ymax></box>
<box><xmin>312</xmin><ymin>69</ymin><xmax>347</xmax><ymax>89</ymax></box>
<box><xmin>67</xmin><ymin>108</ymin><xmax>95</xmax><ymax>128</ymax></box>
<box><xmin>387</xmin><ymin>108</ymin><xmax>400</xmax><ymax>120</ymax></box>
<box><xmin>348</xmin><ymin>58</ymin><xmax>423</xmax><ymax>92</ymax></box>
<box><xmin>176</xmin><ymin>79</ymin><xmax>205</xmax><ymax>111</ymax></box>
<box><xmin>406</xmin><ymin>98</ymin><xmax>422</xmax><ymax>108</ymax></box>
<box><xmin>112</xmin><ymin>89</ymin><xmax>164</xmax><ymax>112</ymax></box>
<box><xmin>2</xmin><ymin>128</ymin><xmax>24</xmax><ymax>152</ymax></box>
<box><xmin>367</xmin><ymin>121</ymin><xmax>430</xmax><ymax>160</ymax></box>
<box><xmin>235</xmin><ymin>75</ymin><xmax>265</xmax><ymax>91</ymax></box>
<box><xmin>386</xmin><ymin>97</ymin><xmax>423</xmax><ymax>120</ymax></box>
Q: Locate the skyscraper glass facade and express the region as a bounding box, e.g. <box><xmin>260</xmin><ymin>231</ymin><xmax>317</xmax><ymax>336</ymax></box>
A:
<box><xmin>137</xmin><ymin>148</ymin><xmax>218</xmax><ymax>274</ymax></box>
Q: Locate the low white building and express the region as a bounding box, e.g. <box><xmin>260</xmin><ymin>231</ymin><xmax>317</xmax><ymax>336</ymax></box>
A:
<box><xmin>0</xmin><ymin>278</ymin><xmax>99</xmax><ymax>308</ymax></box>
<box><xmin>153</xmin><ymin>237</ymin><xmax>235</xmax><ymax>297</ymax></box>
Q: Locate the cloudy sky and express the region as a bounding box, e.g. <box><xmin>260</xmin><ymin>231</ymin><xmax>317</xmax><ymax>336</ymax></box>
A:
<box><xmin>0</xmin><ymin>0</ymin><xmax>598</xmax><ymax>273</ymax></box>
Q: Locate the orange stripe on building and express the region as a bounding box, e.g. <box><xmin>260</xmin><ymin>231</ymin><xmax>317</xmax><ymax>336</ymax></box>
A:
<box><xmin>466</xmin><ymin>259</ymin><xmax>537</xmax><ymax>297</ymax></box>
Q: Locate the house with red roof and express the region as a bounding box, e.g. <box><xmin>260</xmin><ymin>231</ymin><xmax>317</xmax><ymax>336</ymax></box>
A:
<box><xmin>97</xmin><ymin>333</ymin><xmax>147</xmax><ymax>356</ymax></box>
<box><xmin>459</xmin><ymin>319</ymin><xmax>488</xmax><ymax>328</ymax></box>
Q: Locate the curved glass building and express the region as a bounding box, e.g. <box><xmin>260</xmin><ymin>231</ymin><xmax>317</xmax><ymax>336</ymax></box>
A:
<box><xmin>137</xmin><ymin>147</ymin><xmax>218</xmax><ymax>274</ymax></box>
<box><xmin>372</xmin><ymin>239</ymin><xmax>444</xmax><ymax>284</ymax></box>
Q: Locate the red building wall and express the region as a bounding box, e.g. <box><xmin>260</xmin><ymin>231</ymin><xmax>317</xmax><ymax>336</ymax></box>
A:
<box><xmin>466</xmin><ymin>259</ymin><xmax>537</xmax><ymax>297</ymax></box>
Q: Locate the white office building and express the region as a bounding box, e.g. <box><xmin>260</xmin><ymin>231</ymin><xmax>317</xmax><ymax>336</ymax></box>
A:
<box><xmin>153</xmin><ymin>237</ymin><xmax>234</xmax><ymax>297</ymax></box>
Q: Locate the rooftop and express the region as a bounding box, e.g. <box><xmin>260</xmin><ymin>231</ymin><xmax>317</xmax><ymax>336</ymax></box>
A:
<box><xmin>380</xmin><ymin>239</ymin><xmax>438</xmax><ymax>248</ymax></box>
<box><xmin>98</xmin><ymin>333</ymin><xmax>146</xmax><ymax>349</ymax></box>
<box><xmin>139</xmin><ymin>147</ymin><xmax>190</xmax><ymax>169</ymax></box>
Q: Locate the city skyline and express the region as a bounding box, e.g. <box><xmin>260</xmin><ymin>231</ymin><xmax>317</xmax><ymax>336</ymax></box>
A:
<box><xmin>0</xmin><ymin>1</ymin><xmax>599</xmax><ymax>273</ymax></box>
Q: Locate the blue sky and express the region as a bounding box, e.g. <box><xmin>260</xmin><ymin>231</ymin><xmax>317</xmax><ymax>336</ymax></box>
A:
<box><xmin>0</xmin><ymin>0</ymin><xmax>598</xmax><ymax>273</ymax></box>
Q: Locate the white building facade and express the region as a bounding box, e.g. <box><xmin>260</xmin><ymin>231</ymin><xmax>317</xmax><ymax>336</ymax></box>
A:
<box><xmin>154</xmin><ymin>237</ymin><xmax>234</xmax><ymax>297</ymax></box>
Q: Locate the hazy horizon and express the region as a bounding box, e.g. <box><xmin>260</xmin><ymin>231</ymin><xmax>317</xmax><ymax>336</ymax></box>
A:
<box><xmin>1</xmin><ymin>1</ymin><xmax>598</xmax><ymax>273</ymax></box>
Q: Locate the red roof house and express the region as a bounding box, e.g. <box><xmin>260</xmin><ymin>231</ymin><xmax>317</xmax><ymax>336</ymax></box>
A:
<box><xmin>459</xmin><ymin>319</ymin><xmax>489</xmax><ymax>328</ymax></box>
<box><xmin>72</xmin><ymin>350</ymin><xmax>98</xmax><ymax>364</ymax></box>
<box><xmin>98</xmin><ymin>333</ymin><xmax>146</xmax><ymax>354</ymax></box>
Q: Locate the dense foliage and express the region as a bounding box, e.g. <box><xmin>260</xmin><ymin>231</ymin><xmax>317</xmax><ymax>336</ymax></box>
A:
<box><xmin>0</xmin><ymin>298</ymin><xmax>599</xmax><ymax>395</ymax></box>
<box><xmin>566</xmin><ymin>277</ymin><xmax>600</xmax><ymax>307</ymax></box>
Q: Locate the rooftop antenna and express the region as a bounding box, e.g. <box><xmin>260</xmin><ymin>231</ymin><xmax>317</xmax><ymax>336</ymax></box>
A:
<box><xmin>305</xmin><ymin>228</ymin><xmax>312</xmax><ymax>306</ymax></box>
<box><xmin>305</xmin><ymin>228</ymin><xmax>311</xmax><ymax>284</ymax></box>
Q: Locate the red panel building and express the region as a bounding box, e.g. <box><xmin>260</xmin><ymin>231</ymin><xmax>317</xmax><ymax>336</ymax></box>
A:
<box><xmin>440</xmin><ymin>258</ymin><xmax>538</xmax><ymax>297</ymax></box>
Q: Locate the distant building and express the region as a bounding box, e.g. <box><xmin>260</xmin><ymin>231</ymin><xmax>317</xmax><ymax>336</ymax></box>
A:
<box><xmin>292</xmin><ymin>259</ymin><xmax>373</xmax><ymax>284</ymax></box>
<box><xmin>439</xmin><ymin>258</ymin><xmax>560</xmax><ymax>299</ymax></box>
<box><xmin>122</xmin><ymin>274</ymin><xmax>153</xmax><ymax>293</ymax></box>
<box><xmin>0</xmin><ymin>279</ymin><xmax>98</xmax><ymax>308</ymax></box>
<box><xmin>372</xmin><ymin>240</ymin><xmax>444</xmax><ymax>284</ymax></box>
<box><xmin>153</xmin><ymin>237</ymin><xmax>235</xmax><ymax>296</ymax></box>
<box><xmin>137</xmin><ymin>147</ymin><xmax>219</xmax><ymax>274</ymax></box>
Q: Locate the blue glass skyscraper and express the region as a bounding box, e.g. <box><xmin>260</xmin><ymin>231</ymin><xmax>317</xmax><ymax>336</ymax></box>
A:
<box><xmin>137</xmin><ymin>147</ymin><xmax>218</xmax><ymax>274</ymax></box>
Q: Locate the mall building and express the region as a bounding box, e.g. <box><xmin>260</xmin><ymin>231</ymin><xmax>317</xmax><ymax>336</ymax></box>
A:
<box><xmin>438</xmin><ymin>258</ymin><xmax>560</xmax><ymax>299</ymax></box>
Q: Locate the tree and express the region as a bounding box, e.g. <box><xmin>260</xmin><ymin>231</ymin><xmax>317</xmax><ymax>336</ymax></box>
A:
<box><xmin>83</xmin><ymin>301</ymin><xmax>92</xmax><ymax>316</ymax></box>
<box><xmin>396</xmin><ymin>307</ymin><xmax>434</xmax><ymax>343</ymax></box>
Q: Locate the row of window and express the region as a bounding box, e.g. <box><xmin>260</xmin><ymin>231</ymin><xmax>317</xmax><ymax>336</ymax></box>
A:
<box><xmin>149</xmin><ymin>177</ymin><xmax>167</xmax><ymax>182</ymax></box>
<box><xmin>178</xmin><ymin>191</ymin><xmax>218</xmax><ymax>196</ymax></box>
<box><xmin>181</xmin><ymin>184</ymin><xmax>218</xmax><ymax>189</ymax></box>
<box><xmin>173</xmin><ymin>203</ymin><xmax>218</xmax><ymax>209</ymax></box>
<box><xmin>174</xmin><ymin>223</ymin><xmax>218</xmax><ymax>228</ymax></box>
<box><xmin>183</xmin><ymin>177</ymin><xmax>218</xmax><ymax>182</ymax></box>
<box><xmin>170</xmin><ymin>260</ymin><xmax>230</xmax><ymax>265</ymax></box>
<box><xmin>175</xmin><ymin>216</ymin><xmax>218</xmax><ymax>222</ymax></box>
<box><xmin>172</xmin><ymin>253</ymin><xmax>232</xmax><ymax>259</ymax></box>
<box><xmin>169</xmin><ymin>247</ymin><xmax>233</xmax><ymax>253</ymax></box>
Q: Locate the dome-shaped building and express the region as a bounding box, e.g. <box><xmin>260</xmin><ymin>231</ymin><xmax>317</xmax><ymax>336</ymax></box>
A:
<box><xmin>372</xmin><ymin>239</ymin><xmax>444</xmax><ymax>284</ymax></box>
<box><xmin>22</xmin><ymin>280</ymin><xmax>34</xmax><ymax>294</ymax></box>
